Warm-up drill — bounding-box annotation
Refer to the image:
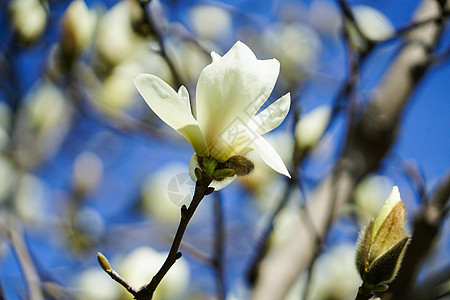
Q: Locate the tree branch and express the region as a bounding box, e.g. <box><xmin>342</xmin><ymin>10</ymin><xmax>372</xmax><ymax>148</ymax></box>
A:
<box><xmin>135</xmin><ymin>178</ymin><xmax>213</xmax><ymax>299</ymax></box>
<box><xmin>7</xmin><ymin>224</ymin><xmax>44</xmax><ymax>300</ymax></box>
<box><xmin>250</xmin><ymin>1</ymin><xmax>449</xmax><ymax>299</ymax></box>
<box><xmin>383</xmin><ymin>171</ymin><xmax>450</xmax><ymax>300</ymax></box>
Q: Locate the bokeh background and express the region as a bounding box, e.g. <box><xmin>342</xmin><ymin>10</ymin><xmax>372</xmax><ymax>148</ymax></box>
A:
<box><xmin>0</xmin><ymin>0</ymin><xmax>449</xmax><ymax>299</ymax></box>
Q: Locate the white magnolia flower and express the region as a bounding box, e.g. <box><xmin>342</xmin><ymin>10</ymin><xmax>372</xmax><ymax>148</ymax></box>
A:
<box><xmin>134</xmin><ymin>41</ymin><xmax>291</xmax><ymax>189</ymax></box>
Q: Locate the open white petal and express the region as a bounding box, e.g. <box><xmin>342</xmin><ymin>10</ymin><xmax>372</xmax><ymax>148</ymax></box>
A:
<box><xmin>252</xmin><ymin>133</ymin><xmax>291</xmax><ymax>178</ymax></box>
<box><xmin>249</xmin><ymin>93</ymin><xmax>291</xmax><ymax>136</ymax></box>
<box><xmin>134</xmin><ymin>74</ymin><xmax>208</xmax><ymax>156</ymax></box>
<box><xmin>177</xmin><ymin>85</ymin><xmax>190</xmax><ymax>107</ymax></box>
<box><xmin>211</xmin><ymin>51</ymin><xmax>222</xmax><ymax>62</ymax></box>
<box><xmin>196</xmin><ymin>41</ymin><xmax>280</xmax><ymax>144</ymax></box>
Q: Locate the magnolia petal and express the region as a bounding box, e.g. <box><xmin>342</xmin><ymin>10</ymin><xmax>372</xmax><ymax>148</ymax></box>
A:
<box><xmin>134</xmin><ymin>74</ymin><xmax>208</xmax><ymax>156</ymax></box>
<box><xmin>370</xmin><ymin>201</ymin><xmax>406</xmax><ymax>260</ymax></box>
<box><xmin>188</xmin><ymin>154</ymin><xmax>236</xmax><ymax>190</ymax></box>
<box><xmin>196</xmin><ymin>41</ymin><xmax>280</xmax><ymax>143</ymax></box>
<box><xmin>177</xmin><ymin>85</ymin><xmax>190</xmax><ymax>107</ymax></box>
<box><xmin>211</xmin><ymin>51</ymin><xmax>222</xmax><ymax>62</ymax></box>
<box><xmin>249</xmin><ymin>93</ymin><xmax>291</xmax><ymax>136</ymax></box>
<box><xmin>373</xmin><ymin>186</ymin><xmax>402</xmax><ymax>240</ymax></box>
<box><xmin>252</xmin><ymin>132</ymin><xmax>291</xmax><ymax>178</ymax></box>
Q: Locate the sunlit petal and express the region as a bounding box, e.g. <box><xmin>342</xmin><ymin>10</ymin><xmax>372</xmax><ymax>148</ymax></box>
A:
<box><xmin>196</xmin><ymin>41</ymin><xmax>280</xmax><ymax>144</ymax></box>
<box><xmin>134</xmin><ymin>74</ymin><xmax>208</xmax><ymax>156</ymax></box>
<box><xmin>252</xmin><ymin>133</ymin><xmax>291</xmax><ymax>178</ymax></box>
<box><xmin>249</xmin><ymin>92</ymin><xmax>290</xmax><ymax>136</ymax></box>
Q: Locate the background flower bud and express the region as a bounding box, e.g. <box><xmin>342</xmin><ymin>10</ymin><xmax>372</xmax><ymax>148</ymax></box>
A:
<box><xmin>295</xmin><ymin>105</ymin><xmax>331</xmax><ymax>151</ymax></box>
<box><xmin>9</xmin><ymin>0</ymin><xmax>47</xmax><ymax>45</ymax></box>
<box><xmin>355</xmin><ymin>186</ymin><xmax>410</xmax><ymax>293</ymax></box>
<box><xmin>60</xmin><ymin>0</ymin><xmax>96</xmax><ymax>60</ymax></box>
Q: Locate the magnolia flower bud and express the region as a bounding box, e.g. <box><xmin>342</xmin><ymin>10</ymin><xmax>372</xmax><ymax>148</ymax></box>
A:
<box><xmin>353</xmin><ymin>5</ymin><xmax>394</xmax><ymax>42</ymax></box>
<box><xmin>9</xmin><ymin>0</ymin><xmax>47</xmax><ymax>45</ymax></box>
<box><xmin>355</xmin><ymin>186</ymin><xmax>410</xmax><ymax>295</ymax></box>
<box><xmin>96</xmin><ymin>1</ymin><xmax>146</xmax><ymax>66</ymax></box>
<box><xmin>60</xmin><ymin>0</ymin><xmax>96</xmax><ymax>61</ymax></box>
<box><xmin>72</xmin><ymin>152</ymin><xmax>103</xmax><ymax>197</ymax></box>
<box><xmin>347</xmin><ymin>5</ymin><xmax>394</xmax><ymax>52</ymax></box>
<box><xmin>189</xmin><ymin>5</ymin><xmax>232</xmax><ymax>43</ymax></box>
<box><xmin>295</xmin><ymin>105</ymin><xmax>331</xmax><ymax>151</ymax></box>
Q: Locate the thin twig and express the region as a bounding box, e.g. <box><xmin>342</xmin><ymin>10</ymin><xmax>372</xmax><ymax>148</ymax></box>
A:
<box><xmin>0</xmin><ymin>278</ymin><xmax>5</xmax><ymax>300</ymax></box>
<box><xmin>138</xmin><ymin>0</ymin><xmax>187</xmax><ymax>90</ymax></box>
<box><xmin>106</xmin><ymin>268</ymin><xmax>139</xmax><ymax>297</ymax></box>
<box><xmin>7</xmin><ymin>224</ymin><xmax>44</xmax><ymax>300</ymax></box>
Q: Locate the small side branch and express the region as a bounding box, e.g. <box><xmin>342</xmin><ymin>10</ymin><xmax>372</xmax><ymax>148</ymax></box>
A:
<box><xmin>99</xmin><ymin>176</ymin><xmax>213</xmax><ymax>300</ymax></box>
<box><xmin>7</xmin><ymin>225</ymin><xmax>43</xmax><ymax>300</ymax></box>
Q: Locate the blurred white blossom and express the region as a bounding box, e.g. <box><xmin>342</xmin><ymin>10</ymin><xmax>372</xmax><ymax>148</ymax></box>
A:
<box><xmin>15</xmin><ymin>173</ymin><xmax>46</xmax><ymax>223</ymax></box>
<box><xmin>352</xmin><ymin>5</ymin><xmax>394</xmax><ymax>41</ymax></box>
<box><xmin>61</xmin><ymin>0</ymin><xmax>97</xmax><ymax>59</ymax></box>
<box><xmin>97</xmin><ymin>60</ymin><xmax>143</xmax><ymax>110</ymax></box>
<box><xmin>348</xmin><ymin>5</ymin><xmax>395</xmax><ymax>51</ymax></box>
<box><xmin>16</xmin><ymin>81</ymin><xmax>72</xmax><ymax>169</ymax></box>
<box><xmin>118</xmin><ymin>246</ymin><xmax>190</xmax><ymax>300</ymax></box>
<box><xmin>73</xmin><ymin>151</ymin><xmax>104</xmax><ymax>196</ymax></box>
<box><xmin>96</xmin><ymin>1</ymin><xmax>147</xmax><ymax>66</ymax></box>
<box><xmin>9</xmin><ymin>0</ymin><xmax>47</xmax><ymax>44</ymax></box>
<box><xmin>307</xmin><ymin>244</ymin><xmax>361</xmax><ymax>300</ymax></box>
<box><xmin>188</xmin><ymin>5</ymin><xmax>232</xmax><ymax>45</ymax></box>
<box><xmin>310</xmin><ymin>0</ymin><xmax>342</xmax><ymax>37</ymax></box>
<box><xmin>76</xmin><ymin>267</ymin><xmax>121</xmax><ymax>300</ymax></box>
<box><xmin>141</xmin><ymin>163</ymin><xmax>193</xmax><ymax>224</ymax></box>
<box><xmin>295</xmin><ymin>105</ymin><xmax>331</xmax><ymax>151</ymax></box>
<box><xmin>353</xmin><ymin>175</ymin><xmax>393</xmax><ymax>221</ymax></box>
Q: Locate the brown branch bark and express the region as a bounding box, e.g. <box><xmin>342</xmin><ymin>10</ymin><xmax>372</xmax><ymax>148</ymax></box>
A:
<box><xmin>250</xmin><ymin>1</ymin><xmax>448</xmax><ymax>299</ymax></box>
<box><xmin>135</xmin><ymin>178</ymin><xmax>212</xmax><ymax>299</ymax></box>
<box><xmin>7</xmin><ymin>224</ymin><xmax>44</xmax><ymax>300</ymax></box>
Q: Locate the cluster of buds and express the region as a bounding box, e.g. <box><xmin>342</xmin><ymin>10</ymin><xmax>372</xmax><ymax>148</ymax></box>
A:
<box><xmin>355</xmin><ymin>186</ymin><xmax>410</xmax><ymax>298</ymax></box>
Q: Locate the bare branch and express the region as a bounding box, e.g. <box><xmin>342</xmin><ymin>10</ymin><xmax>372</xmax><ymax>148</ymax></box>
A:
<box><xmin>250</xmin><ymin>1</ymin><xmax>449</xmax><ymax>299</ymax></box>
<box><xmin>384</xmin><ymin>172</ymin><xmax>450</xmax><ymax>300</ymax></box>
<box><xmin>135</xmin><ymin>178</ymin><xmax>213</xmax><ymax>299</ymax></box>
<box><xmin>7</xmin><ymin>224</ymin><xmax>44</xmax><ymax>300</ymax></box>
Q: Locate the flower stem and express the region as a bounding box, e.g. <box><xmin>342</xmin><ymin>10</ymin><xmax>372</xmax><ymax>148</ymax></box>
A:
<box><xmin>135</xmin><ymin>177</ymin><xmax>213</xmax><ymax>300</ymax></box>
<box><xmin>355</xmin><ymin>285</ymin><xmax>373</xmax><ymax>300</ymax></box>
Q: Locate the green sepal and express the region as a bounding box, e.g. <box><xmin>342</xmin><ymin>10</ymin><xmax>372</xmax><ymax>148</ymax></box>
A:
<box><xmin>194</xmin><ymin>167</ymin><xmax>203</xmax><ymax>181</ymax></box>
<box><xmin>202</xmin><ymin>157</ymin><xmax>218</xmax><ymax>176</ymax></box>
<box><xmin>373</xmin><ymin>283</ymin><xmax>389</xmax><ymax>292</ymax></box>
<box><xmin>365</xmin><ymin>235</ymin><xmax>410</xmax><ymax>286</ymax></box>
